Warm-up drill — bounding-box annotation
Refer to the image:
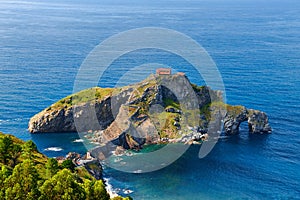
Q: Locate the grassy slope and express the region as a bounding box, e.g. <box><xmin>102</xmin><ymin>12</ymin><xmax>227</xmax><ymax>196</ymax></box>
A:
<box><xmin>49</xmin><ymin>87</ymin><xmax>116</xmax><ymax>110</ymax></box>
<box><xmin>32</xmin><ymin>75</ymin><xmax>245</xmax><ymax>140</ymax></box>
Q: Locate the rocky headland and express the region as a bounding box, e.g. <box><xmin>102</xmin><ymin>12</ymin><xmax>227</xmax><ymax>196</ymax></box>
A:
<box><xmin>29</xmin><ymin>73</ymin><xmax>271</xmax><ymax>156</ymax></box>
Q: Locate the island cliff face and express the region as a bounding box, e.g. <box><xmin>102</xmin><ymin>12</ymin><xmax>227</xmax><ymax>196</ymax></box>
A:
<box><xmin>29</xmin><ymin>74</ymin><xmax>271</xmax><ymax>150</ymax></box>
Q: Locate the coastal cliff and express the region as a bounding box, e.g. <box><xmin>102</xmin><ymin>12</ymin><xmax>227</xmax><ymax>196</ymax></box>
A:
<box><xmin>29</xmin><ymin>74</ymin><xmax>271</xmax><ymax>150</ymax></box>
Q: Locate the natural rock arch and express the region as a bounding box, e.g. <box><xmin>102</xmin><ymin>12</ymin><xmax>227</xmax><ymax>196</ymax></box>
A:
<box><xmin>223</xmin><ymin>106</ymin><xmax>271</xmax><ymax>135</ymax></box>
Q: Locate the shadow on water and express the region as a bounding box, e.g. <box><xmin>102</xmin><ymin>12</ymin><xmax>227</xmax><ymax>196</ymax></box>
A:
<box><xmin>224</xmin><ymin>121</ymin><xmax>270</xmax><ymax>147</ymax></box>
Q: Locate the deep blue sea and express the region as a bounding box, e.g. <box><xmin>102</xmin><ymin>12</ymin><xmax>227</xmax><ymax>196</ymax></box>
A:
<box><xmin>0</xmin><ymin>0</ymin><xmax>299</xmax><ymax>199</ymax></box>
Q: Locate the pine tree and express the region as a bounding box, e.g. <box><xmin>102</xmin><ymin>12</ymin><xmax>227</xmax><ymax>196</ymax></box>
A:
<box><xmin>0</xmin><ymin>165</ymin><xmax>12</xmax><ymax>198</ymax></box>
<box><xmin>61</xmin><ymin>159</ymin><xmax>75</xmax><ymax>172</ymax></box>
<box><xmin>0</xmin><ymin>136</ymin><xmax>14</xmax><ymax>165</ymax></box>
<box><xmin>45</xmin><ymin>158</ymin><xmax>59</xmax><ymax>178</ymax></box>
<box><xmin>93</xmin><ymin>180</ymin><xmax>110</xmax><ymax>200</ymax></box>
<box><xmin>83</xmin><ymin>179</ymin><xmax>110</xmax><ymax>200</ymax></box>
<box><xmin>4</xmin><ymin>159</ymin><xmax>41</xmax><ymax>200</ymax></box>
<box><xmin>21</xmin><ymin>140</ymin><xmax>37</xmax><ymax>160</ymax></box>
<box><xmin>83</xmin><ymin>179</ymin><xmax>94</xmax><ymax>200</ymax></box>
<box><xmin>10</xmin><ymin>144</ymin><xmax>22</xmax><ymax>168</ymax></box>
<box><xmin>39</xmin><ymin>169</ymin><xmax>85</xmax><ymax>200</ymax></box>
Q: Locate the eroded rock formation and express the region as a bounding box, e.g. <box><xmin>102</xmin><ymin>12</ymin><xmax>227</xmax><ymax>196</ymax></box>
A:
<box><xmin>29</xmin><ymin>74</ymin><xmax>271</xmax><ymax>152</ymax></box>
<box><xmin>223</xmin><ymin>106</ymin><xmax>271</xmax><ymax>135</ymax></box>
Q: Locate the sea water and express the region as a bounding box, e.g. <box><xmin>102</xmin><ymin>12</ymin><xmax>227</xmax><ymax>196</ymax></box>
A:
<box><xmin>0</xmin><ymin>0</ymin><xmax>299</xmax><ymax>199</ymax></box>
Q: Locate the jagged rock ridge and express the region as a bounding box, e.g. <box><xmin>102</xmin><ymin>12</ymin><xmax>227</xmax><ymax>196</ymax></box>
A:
<box><xmin>29</xmin><ymin>74</ymin><xmax>271</xmax><ymax>151</ymax></box>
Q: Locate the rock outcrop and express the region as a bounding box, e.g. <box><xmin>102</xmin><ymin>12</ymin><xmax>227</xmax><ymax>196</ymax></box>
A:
<box><xmin>28</xmin><ymin>98</ymin><xmax>115</xmax><ymax>133</ymax></box>
<box><xmin>29</xmin><ymin>87</ymin><xmax>133</xmax><ymax>133</ymax></box>
<box><xmin>223</xmin><ymin>106</ymin><xmax>272</xmax><ymax>135</ymax></box>
<box><xmin>29</xmin><ymin>74</ymin><xmax>271</xmax><ymax>151</ymax></box>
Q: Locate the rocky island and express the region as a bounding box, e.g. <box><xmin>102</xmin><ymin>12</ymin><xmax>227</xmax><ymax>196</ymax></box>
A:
<box><xmin>29</xmin><ymin>71</ymin><xmax>272</xmax><ymax>155</ymax></box>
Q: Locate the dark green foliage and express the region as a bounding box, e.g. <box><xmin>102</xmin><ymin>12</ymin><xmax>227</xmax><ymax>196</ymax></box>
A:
<box><xmin>163</xmin><ymin>98</ymin><xmax>180</xmax><ymax>110</ymax></box>
<box><xmin>45</xmin><ymin>158</ymin><xmax>59</xmax><ymax>178</ymax></box>
<box><xmin>191</xmin><ymin>83</ymin><xmax>206</xmax><ymax>93</ymax></box>
<box><xmin>23</xmin><ymin>140</ymin><xmax>37</xmax><ymax>151</ymax></box>
<box><xmin>0</xmin><ymin>136</ymin><xmax>14</xmax><ymax>165</ymax></box>
<box><xmin>93</xmin><ymin>180</ymin><xmax>110</xmax><ymax>200</ymax></box>
<box><xmin>61</xmin><ymin>159</ymin><xmax>75</xmax><ymax>172</ymax></box>
<box><xmin>39</xmin><ymin>169</ymin><xmax>85</xmax><ymax>200</ymax></box>
<box><xmin>0</xmin><ymin>136</ymin><xmax>23</xmax><ymax>167</ymax></box>
<box><xmin>21</xmin><ymin>140</ymin><xmax>37</xmax><ymax>160</ymax></box>
<box><xmin>0</xmin><ymin>132</ymin><xmax>130</xmax><ymax>200</ymax></box>
<box><xmin>4</xmin><ymin>159</ymin><xmax>41</xmax><ymax>200</ymax></box>
<box><xmin>83</xmin><ymin>179</ymin><xmax>110</xmax><ymax>200</ymax></box>
<box><xmin>0</xmin><ymin>165</ymin><xmax>12</xmax><ymax>197</ymax></box>
<box><xmin>10</xmin><ymin>144</ymin><xmax>22</xmax><ymax>167</ymax></box>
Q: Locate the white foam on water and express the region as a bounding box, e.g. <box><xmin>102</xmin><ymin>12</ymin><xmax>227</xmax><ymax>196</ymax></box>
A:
<box><xmin>104</xmin><ymin>177</ymin><xmax>119</xmax><ymax>198</ymax></box>
<box><xmin>123</xmin><ymin>189</ymin><xmax>134</xmax><ymax>195</ymax></box>
<box><xmin>73</xmin><ymin>139</ymin><xmax>84</xmax><ymax>143</ymax></box>
<box><xmin>133</xmin><ymin>169</ymin><xmax>143</xmax><ymax>173</ymax></box>
<box><xmin>44</xmin><ymin>147</ymin><xmax>63</xmax><ymax>152</ymax></box>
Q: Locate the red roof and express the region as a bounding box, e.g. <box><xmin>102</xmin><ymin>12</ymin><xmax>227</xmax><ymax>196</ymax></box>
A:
<box><xmin>156</xmin><ymin>68</ymin><xmax>171</xmax><ymax>75</ymax></box>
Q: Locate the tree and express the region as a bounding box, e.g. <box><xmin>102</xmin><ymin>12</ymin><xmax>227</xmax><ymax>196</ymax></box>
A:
<box><xmin>0</xmin><ymin>136</ymin><xmax>22</xmax><ymax>167</ymax></box>
<box><xmin>83</xmin><ymin>179</ymin><xmax>93</xmax><ymax>200</ymax></box>
<box><xmin>0</xmin><ymin>165</ymin><xmax>12</xmax><ymax>198</ymax></box>
<box><xmin>0</xmin><ymin>136</ymin><xmax>14</xmax><ymax>165</ymax></box>
<box><xmin>39</xmin><ymin>169</ymin><xmax>85</xmax><ymax>200</ymax></box>
<box><xmin>61</xmin><ymin>159</ymin><xmax>75</xmax><ymax>172</ymax></box>
<box><xmin>93</xmin><ymin>180</ymin><xmax>110</xmax><ymax>200</ymax></box>
<box><xmin>83</xmin><ymin>179</ymin><xmax>110</xmax><ymax>200</ymax></box>
<box><xmin>4</xmin><ymin>159</ymin><xmax>41</xmax><ymax>200</ymax></box>
<box><xmin>45</xmin><ymin>158</ymin><xmax>59</xmax><ymax>178</ymax></box>
<box><xmin>10</xmin><ymin>144</ymin><xmax>22</xmax><ymax>167</ymax></box>
<box><xmin>23</xmin><ymin>140</ymin><xmax>37</xmax><ymax>151</ymax></box>
<box><xmin>21</xmin><ymin>140</ymin><xmax>37</xmax><ymax>160</ymax></box>
<box><xmin>0</xmin><ymin>133</ymin><xmax>115</xmax><ymax>200</ymax></box>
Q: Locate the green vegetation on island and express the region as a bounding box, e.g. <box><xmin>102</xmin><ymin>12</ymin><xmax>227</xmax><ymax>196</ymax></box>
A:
<box><xmin>29</xmin><ymin>74</ymin><xmax>271</xmax><ymax>152</ymax></box>
<box><xmin>49</xmin><ymin>87</ymin><xmax>116</xmax><ymax>110</ymax></box>
<box><xmin>0</xmin><ymin>132</ymin><xmax>132</xmax><ymax>200</ymax></box>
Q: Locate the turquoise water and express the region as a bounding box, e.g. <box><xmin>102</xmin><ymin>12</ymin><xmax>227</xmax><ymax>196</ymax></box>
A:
<box><xmin>0</xmin><ymin>0</ymin><xmax>299</xmax><ymax>199</ymax></box>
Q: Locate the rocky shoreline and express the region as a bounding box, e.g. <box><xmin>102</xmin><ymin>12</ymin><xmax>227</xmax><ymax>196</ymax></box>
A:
<box><xmin>29</xmin><ymin>74</ymin><xmax>272</xmax><ymax>156</ymax></box>
<box><xmin>59</xmin><ymin>151</ymin><xmax>120</xmax><ymax>198</ymax></box>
